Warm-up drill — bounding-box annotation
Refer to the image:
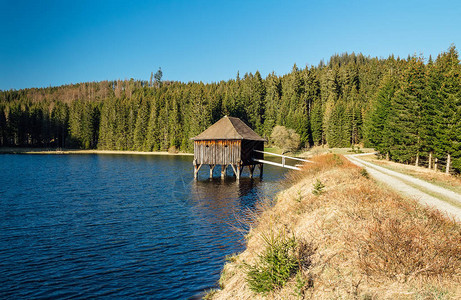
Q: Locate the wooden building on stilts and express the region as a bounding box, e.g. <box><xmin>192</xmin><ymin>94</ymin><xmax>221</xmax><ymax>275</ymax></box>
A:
<box><xmin>192</xmin><ymin>116</ymin><xmax>265</xmax><ymax>180</ymax></box>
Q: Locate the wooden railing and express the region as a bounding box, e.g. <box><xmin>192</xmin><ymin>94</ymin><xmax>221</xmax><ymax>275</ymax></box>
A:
<box><xmin>252</xmin><ymin>150</ymin><xmax>314</xmax><ymax>170</ymax></box>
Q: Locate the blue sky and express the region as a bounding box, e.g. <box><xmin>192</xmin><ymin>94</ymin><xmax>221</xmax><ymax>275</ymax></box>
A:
<box><xmin>1</xmin><ymin>0</ymin><xmax>460</xmax><ymax>90</ymax></box>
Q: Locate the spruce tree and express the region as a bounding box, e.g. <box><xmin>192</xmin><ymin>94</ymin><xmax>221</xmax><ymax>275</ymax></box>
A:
<box><xmin>433</xmin><ymin>46</ymin><xmax>461</xmax><ymax>172</ymax></box>
<box><xmin>367</xmin><ymin>73</ymin><xmax>397</xmax><ymax>156</ymax></box>
<box><xmin>133</xmin><ymin>97</ymin><xmax>151</xmax><ymax>151</ymax></box>
<box><xmin>386</xmin><ymin>57</ymin><xmax>426</xmax><ymax>164</ymax></box>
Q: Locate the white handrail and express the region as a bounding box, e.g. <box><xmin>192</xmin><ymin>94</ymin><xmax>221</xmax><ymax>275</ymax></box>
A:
<box><xmin>253</xmin><ymin>150</ymin><xmax>313</xmax><ymax>163</ymax></box>
<box><xmin>253</xmin><ymin>158</ymin><xmax>301</xmax><ymax>170</ymax></box>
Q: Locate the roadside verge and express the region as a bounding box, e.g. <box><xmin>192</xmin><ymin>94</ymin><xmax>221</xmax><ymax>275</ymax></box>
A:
<box><xmin>346</xmin><ymin>154</ymin><xmax>461</xmax><ymax>222</ymax></box>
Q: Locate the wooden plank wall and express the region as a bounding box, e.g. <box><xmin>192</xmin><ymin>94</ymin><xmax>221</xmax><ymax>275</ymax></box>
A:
<box><xmin>194</xmin><ymin>140</ymin><xmax>242</xmax><ymax>165</ymax></box>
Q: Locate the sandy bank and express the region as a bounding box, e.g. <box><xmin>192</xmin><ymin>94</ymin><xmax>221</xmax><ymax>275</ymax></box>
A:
<box><xmin>0</xmin><ymin>147</ymin><xmax>193</xmax><ymax>156</ymax></box>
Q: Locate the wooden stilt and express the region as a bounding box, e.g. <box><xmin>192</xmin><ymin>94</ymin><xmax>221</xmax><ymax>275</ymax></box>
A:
<box><xmin>249</xmin><ymin>165</ymin><xmax>255</xmax><ymax>178</ymax></box>
<box><xmin>236</xmin><ymin>165</ymin><xmax>242</xmax><ymax>180</ymax></box>
<box><xmin>259</xmin><ymin>163</ymin><xmax>263</xmax><ymax>179</ymax></box>
<box><xmin>221</xmin><ymin>165</ymin><xmax>226</xmax><ymax>179</ymax></box>
<box><xmin>209</xmin><ymin>164</ymin><xmax>215</xmax><ymax>178</ymax></box>
<box><xmin>230</xmin><ymin>164</ymin><xmax>237</xmax><ymax>178</ymax></box>
<box><xmin>194</xmin><ymin>163</ymin><xmax>202</xmax><ymax>179</ymax></box>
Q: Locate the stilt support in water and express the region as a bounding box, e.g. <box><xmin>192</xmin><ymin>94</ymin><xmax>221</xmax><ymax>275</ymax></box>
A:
<box><xmin>194</xmin><ymin>162</ymin><xmax>261</xmax><ymax>180</ymax></box>
<box><xmin>209</xmin><ymin>164</ymin><xmax>215</xmax><ymax>179</ymax></box>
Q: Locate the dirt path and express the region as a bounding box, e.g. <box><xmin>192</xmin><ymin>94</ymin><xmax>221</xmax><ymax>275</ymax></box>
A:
<box><xmin>346</xmin><ymin>154</ymin><xmax>461</xmax><ymax>222</ymax></box>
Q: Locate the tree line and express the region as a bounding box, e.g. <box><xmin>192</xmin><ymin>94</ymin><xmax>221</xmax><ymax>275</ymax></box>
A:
<box><xmin>1</xmin><ymin>46</ymin><xmax>460</xmax><ymax>173</ymax></box>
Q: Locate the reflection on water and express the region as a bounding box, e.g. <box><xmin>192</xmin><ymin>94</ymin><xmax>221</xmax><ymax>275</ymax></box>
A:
<box><xmin>0</xmin><ymin>154</ymin><xmax>286</xmax><ymax>299</ymax></box>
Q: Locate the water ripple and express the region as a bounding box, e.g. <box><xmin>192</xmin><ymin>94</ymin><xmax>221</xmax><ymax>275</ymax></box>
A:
<box><xmin>0</xmin><ymin>154</ymin><xmax>285</xmax><ymax>299</ymax></box>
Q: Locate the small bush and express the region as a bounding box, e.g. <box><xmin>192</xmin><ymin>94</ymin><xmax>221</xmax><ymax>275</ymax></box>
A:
<box><xmin>225</xmin><ymin>253</ymin><xmax>238</xmax><ymax>263</ymax></box>
<box><xmin>270</xmin><ymin>125</ymin><xmax>301</xmax><ymax>153</ymax></box>
<box><xmin>360</xmin><ymin>168</ymin><xmax>369</xmax><ymax>178</ymax></box>
<box><xmin>245</xmin><ymin>231</ymin><xmax>299</xmax><ymax>293</ymax></box>
<box><xmin>332</xmin><ymin>153</ymin><xmax>344</xmax><ymax>166</ymax></box>
<box><xmin>168</xmin><ymin>146</ymin><xmax>178</xmax><ymax>153</ymax></box>
<box><xmin>312</xmin><ymin>179</ymin><xmax>325</xmax><ymax>195</ymax></box>
<box><xmin>203</xmin><ymin>288</ymin><xmax>218</xmax><ymax>299</ymax></box>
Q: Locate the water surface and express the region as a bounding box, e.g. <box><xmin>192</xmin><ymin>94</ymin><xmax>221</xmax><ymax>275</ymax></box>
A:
<box><xmin>0</xmin><ymin>154</ymin><xmax>285</xmax><ymax>299</ymax></box>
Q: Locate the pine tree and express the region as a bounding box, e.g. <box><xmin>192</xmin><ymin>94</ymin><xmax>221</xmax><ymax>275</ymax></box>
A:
<box><xmin>98</xmin><ymin>98</ymin><xmax>117</xmax><ymax>149</ymax></box>
<box><xmin>145</xmin><ymin>97</ymin><xmax>160</xmax><ymax>151</ymax></box>
<box><xmin>433</xmin><ymin>46</ymin><xmax>461</xmax><ymax>172</ymax></box>
<box><xmin>246</xmin><ymin>71</ymin><xmax>266</xmax><ymax>134</ymax></box>
<box><xmin>133</xmin><ymin>97</ymin><xmax>150</xmax><ymax>151</ymax></box>
<box><xmin>366</xmin><ymin>73</ymin><xmax>397</xmax><ymax>156</ymax></box>
<box><xmin>387</xmin><ymin>57</ymin><xmax>426</xmax><ymax>164</ymax></box>
<box><xmin>310</xmin><ymin>101</ymin><xmax>323</xmax><ymax>145</ymax></box>
<box><xmin>263</xmin><ymin>72</ymin><xmax>281</xmax><ymax>140</ymax></box>
<box><xmin>0</xmin><ymin>103</ymin><xmax>8</xmax><ymax>146</ymax></box>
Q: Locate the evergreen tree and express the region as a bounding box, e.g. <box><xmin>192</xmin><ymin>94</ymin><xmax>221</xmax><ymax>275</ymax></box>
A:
<box><xmin>1</xmin><ymin>47</ymin><xmax>460</xmax><ymax>173</ymax></box>
<box><xmin>133</xmin><ymin>97</ymin><xmax>150</xmax><ymax>151</ymax></box>
<box><xmin>366</xmin><ymin>73</ymin><xmax>397</xmax><ymax>156</ymax></box>
<box><xmin>387</xmin><ymin>57</ymin><xmax>426</xmax><ymax>164</ymax></box>
<box><xmin>433</xmin><ymin>46</ymin><xmax>461</xmax><ymax>172</ymax></box>
<box><xmin>310</xmin><ymin>101</ymin><xmax>323</xmax><ymax>145</ymax></box>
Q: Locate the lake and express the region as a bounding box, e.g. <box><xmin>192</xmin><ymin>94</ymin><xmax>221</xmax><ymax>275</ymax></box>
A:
<box><xmin>0</xmin><ymin>154</ymin><xmax>286</xmax><ymax>299</ymax></box>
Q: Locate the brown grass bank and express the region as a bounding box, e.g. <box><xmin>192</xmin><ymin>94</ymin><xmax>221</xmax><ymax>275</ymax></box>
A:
<box><xmin>207</xmin><ymin>154</ymin><xmax>461</xmax><ymax>300</ymax></box>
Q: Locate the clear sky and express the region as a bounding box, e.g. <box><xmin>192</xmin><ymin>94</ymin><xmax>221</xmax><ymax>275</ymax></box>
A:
<box><xmin>1</xmin><ymin>0</ymin><xmax>460</xmax><ymax>90</ymax></box>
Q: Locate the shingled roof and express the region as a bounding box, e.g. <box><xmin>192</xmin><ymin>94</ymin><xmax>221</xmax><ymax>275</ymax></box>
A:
<box><xmin>192</xmin><ymin>116</ymin><xmax>265</xmax><ymax>141</ymax></box>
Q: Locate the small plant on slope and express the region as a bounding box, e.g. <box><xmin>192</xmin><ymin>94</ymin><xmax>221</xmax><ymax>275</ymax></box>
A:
<box><xmin>312</xmin><ymin>179</ymin><xmax>325</xmax><ymax>195</ymax></box>
<box><xmin>360</xmin><ymin>168</ymin><xmax>369</xmax><ymax>178</ymax></box>
<box><xmin>245</xmin><ymin>230</ymin><xmax>298</xmax><ymax>294</ymax></box>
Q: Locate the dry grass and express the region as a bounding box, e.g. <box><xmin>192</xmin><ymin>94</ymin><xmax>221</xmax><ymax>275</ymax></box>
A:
<box><xmin>361</xmin><ymin>154</ymin><xmax>461</xmax><ymax>195</ymax></box>
<box><xmin>211</xmin><ymin>154</ymin><xmax>461</xmax><ymax>300</ymax></box>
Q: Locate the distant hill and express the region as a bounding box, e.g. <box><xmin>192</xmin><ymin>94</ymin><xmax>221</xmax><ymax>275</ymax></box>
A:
<box><xmin>1</xmin><ymin>46</ymin><xmax>460</xmax><ymax>173</ymax></box>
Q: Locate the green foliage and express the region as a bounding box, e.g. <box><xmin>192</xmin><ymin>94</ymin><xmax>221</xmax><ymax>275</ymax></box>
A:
<box><xmin>294</xmin><ymin>270</ymin><xmax>311</xmax><ymax>297</ymax></box>
<box><xmin>310</xmin><ymin>101</ymin><xmax>323</xmax><ymax>145</ymax></box>
<box><xmin>360</xmin><ymin>168</ymin><xmax>369</xmax><ymax>179</ymax></box>
<box><xmin>364</xmin><ymin>46</ymin><xmax>461</xmax><ymax>173</ymax></box>
<box><xmin>326</xmin><ymin>101</ymin><xmax>351</xmax><ymax>147</ymax></box>
<box><xmin>1</xmin><ymin>46</ymin><xmax>460</xmax><ymax>173</ymax></box>
<box><xmin>245</xmin><ymin>231</ymin><xmax>298</xmax><ymax>294</ymax></box>
<box><xmin>203</xmin><ymin>288</ymin><xmax>218</xmax><ymax>300</ymax></box>
<box><xmin>312</xmin><ymin>179</ymin><xmax>325</xmax><ymax>195</ymax></box>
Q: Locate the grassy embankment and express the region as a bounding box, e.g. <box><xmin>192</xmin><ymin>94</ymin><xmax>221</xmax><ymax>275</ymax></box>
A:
<box><xmin>207</xmin><ymin>154</ymin><xmax>461</xmax><ymax>299</ymax></box>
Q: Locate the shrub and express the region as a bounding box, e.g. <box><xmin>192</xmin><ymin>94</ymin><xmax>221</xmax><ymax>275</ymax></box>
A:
<box><xmin>360</xmin><ymin>168</ymin><xmax>369</xmax><ymax>178</ymax></box>
<box><xmin>270</xmin><ymin>125</ymin><xmax>301</xmax><ymax>153</ymax></box>
<box><xmin>312</xmin><ymin>179</ymin><xmax>325</xmax><ymax>195</ymax></box>
<box><xmin>203</xmin><ymin>288</ymin><xmax>218</xmax><ymax>299</ymax></box>
<box><xmin>245</xmin><ymin>231</ymin><xmax>299</xmax><ymax>293</ymax></box>
<box><xmin>168</xmin><ymin>145</ymin><xmax>178</xmax><ymax>153</ymax></box>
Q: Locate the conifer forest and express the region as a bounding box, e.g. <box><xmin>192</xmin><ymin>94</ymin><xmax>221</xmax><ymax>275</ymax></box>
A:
<box><xmin>1</xmin><ymin>46</ymin><xmax>460</xmax><ymax>173</ymax></box>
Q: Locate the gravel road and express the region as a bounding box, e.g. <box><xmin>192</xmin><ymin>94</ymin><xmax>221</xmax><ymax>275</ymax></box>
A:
<box><xmin>346</xmin><ymin>154</ymin><xmax>461</xmax><ymax>222</ymax></box>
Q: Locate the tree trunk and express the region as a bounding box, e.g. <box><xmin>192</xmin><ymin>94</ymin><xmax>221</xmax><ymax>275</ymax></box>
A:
<box><xmin>386</xmin><ymin>152</ymin><xmax>389</xmax><ymax>161</ymax></box>
<box><xmin>415</xmin><ymin>152</ymin><xmax>419</xmax><ymax>167</ymax></box>
<box><xmin>434</xmin><ymin>158</ymin><xmax>438</xmax><ymax>172</ymax></box>
<box><xmin>428</xmin><ymin>152</ymin><xmax>432</xmax><ymax>169</ymax></box>
<box><xmin>446</xmin><ymin>153</ymin><xmax>451</xmax><ymax>174</ymax></box>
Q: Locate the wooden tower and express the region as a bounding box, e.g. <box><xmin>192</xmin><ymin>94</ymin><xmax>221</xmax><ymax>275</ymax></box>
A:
<box><xmin>192</xmin><ymin>116</ymin><xmax>265</xmax><ymax>180</ymax></box>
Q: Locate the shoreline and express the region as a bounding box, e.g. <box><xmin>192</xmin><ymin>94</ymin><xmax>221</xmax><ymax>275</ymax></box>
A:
<box><xmin>0</xmin><ymin>147</ymin><xmax>193</xmax><ymax>156</ymax></box>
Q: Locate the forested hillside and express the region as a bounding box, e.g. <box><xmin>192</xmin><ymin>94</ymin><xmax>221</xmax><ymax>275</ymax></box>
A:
<box><xmin>1</xmin><ymin>47</ymin><xmax>460</xmax><ymax>172</ymax></box>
